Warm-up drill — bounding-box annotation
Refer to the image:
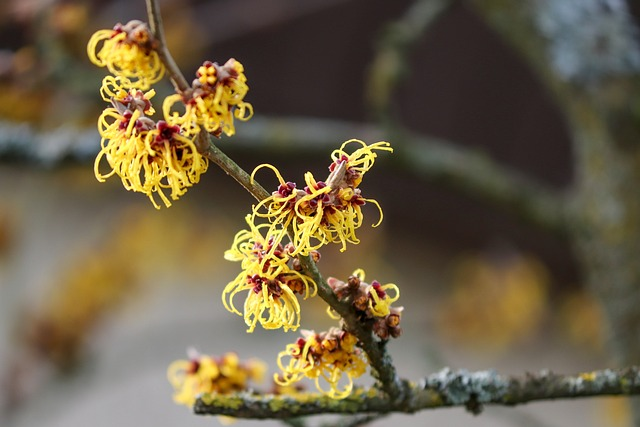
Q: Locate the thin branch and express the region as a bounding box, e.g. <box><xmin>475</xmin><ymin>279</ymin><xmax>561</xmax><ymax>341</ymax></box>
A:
<box><xmin>145</xmin><ymin>0</ymin><xmax>268</xmax><ymax>200</ymax></box>
<box><xmin>200</xmin><ymin>140</ymin><xmax>270</xmax><ymax>201</ymax></box>
<box><xmin>145</xmin><ymin>0</ymin><xmax>190</xmax><ymax>94</ymax></box>
<box><xmin>194</xmin><ymin>366</ymin><xmax>640</xmax><ymax>418</ymax></box>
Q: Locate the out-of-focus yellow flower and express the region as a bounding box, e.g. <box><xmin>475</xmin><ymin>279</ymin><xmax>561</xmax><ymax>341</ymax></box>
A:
<box><xmin>163</xmin><ymin>59</ymin><xmax>253</xmax><ymax>137</ymax></box>
<box><xmin>87</xmin><ymin>20</ymin><xmax>164</xmax><ymax>90</ymax></box>
<box><xmin>275</xmin><ymin>328</ymin><xmax>367</xmax><ymax>399</ymax></box>
<box><xmin>223</xmin><ymin>216</ymin><xmax>316</xmax><ymax>332</ymax></box>
<box><xmin>168</xmin><ymin>349</ymin><xmax>266</xmax><ymax>408</ymax></box>
<box><xmin>437</xmin><ymin>252</ymin><xmax>549</xmax><ymax>353</ymax></box>
<box><xmin>24</xmin><ymin>252</ymin><xmax>135</xmax><ymax>368</ymax></box>
<box><xmin>251</xmin><ymin>140</ymin><xmax>392</xmax><ymax>255</ymax></box>
<box><xmin>557</xmin><ymin>290</ymin><xmax>605</xmax><ymax>351</ymax></box>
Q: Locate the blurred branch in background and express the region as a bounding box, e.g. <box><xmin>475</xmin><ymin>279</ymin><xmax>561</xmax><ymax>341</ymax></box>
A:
<box><xmin>0</xmin><ymin>114</ymin><xmax>568</xmax><ymax>234</ymax></box>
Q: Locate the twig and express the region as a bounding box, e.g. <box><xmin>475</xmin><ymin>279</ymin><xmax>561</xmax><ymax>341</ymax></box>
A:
<box><xmin>200</xmin><ymin>141</ymin><xmax>271</xmax><ymax>201</ymax></box>
<box><xmin>233</xmin><ymin>117</ymin><xmax>570</xmax><ymax>235</ymax></box>
<box><xmin>145</xmin><ymin>0</ymin><xmax>190</xmax><ymax>94</ymax></box>
<box><xmin>194</xmin><ymin>366</ymin><xmax>640</xmax><ymax>418</ymax></box>
<box><xmin>145</xmin><ymin>0</ymin><xmax>268</xmax><ymax>199</ymax></box>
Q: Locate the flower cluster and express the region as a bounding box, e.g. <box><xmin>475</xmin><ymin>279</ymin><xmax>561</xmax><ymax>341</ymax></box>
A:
<box><xmin>88</xmin><ymin>22</ymin><xmax>253</xmax><ymax>208</ymax></box>
<box><xmin>275</xmin><ymin>328</ymin><xmax>367</xmax><ymax>399</ymax></box>
<box><xmin>93</xmin><ymin>76</ymin><xmax>208</xmax><ymax>208</ymax></box>
<box><xmin>87</xmin><ymin>20</ymin><xmax>164</xmax><ymax>90</ymax></box>
<box><xmin>222</xmin><ymin>216</ymin><xmax>318</xmax><ymax>332</ymax></box>
<box><xmin>252</xmin><ymin>139</ymin><xmax>393</xmax><ymax>256</ymax></box>
<box><xmin>163</xmin><ymin>59</ymin><xmax>253</xmax><ymax>137</ymax></box>
<box><xmin>167</xmin><ymin>349</ymin><xmax>266</xmax><ymax>407</ymax></box>
<box><xmin>328</xmin><ymin>269</ymin><xmax>403</xmax><ymax>340</ymax></box>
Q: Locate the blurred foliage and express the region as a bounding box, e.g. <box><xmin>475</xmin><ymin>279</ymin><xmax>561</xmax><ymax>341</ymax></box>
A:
<box><xmin>436</xmin><ymin>250</ymin><xmax>549</xmax><ymax>353</ymax></box>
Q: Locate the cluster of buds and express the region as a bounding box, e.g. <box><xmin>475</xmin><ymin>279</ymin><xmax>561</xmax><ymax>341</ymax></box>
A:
<box><xmin>222</xmin><ymin>216</ymin><xmax>318</xmax><ymax>332</ymax></box>
<box><xmin>328</xmin><ymin>269</ymin><xmax>403</xmax><ymax>340</ymax></box>
<box><xmin>275</xmin><ymin>328</ymin><xmax>367</xmax><ymax>399</ymax></box>
<box><xmin>167</xmin><ymin>349</ymin><xmax>266</xmax><ymax>407</ymax></box>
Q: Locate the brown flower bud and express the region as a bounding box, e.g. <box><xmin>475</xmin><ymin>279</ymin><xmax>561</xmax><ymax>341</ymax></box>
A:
<box><xmin>386</xmin><ymin>313</ymin><xmax>401</xmax><ymax>328</ymax></box>
<box><xmin>347</xmin><ymin>274</ymin><xmax>361</xmax><ymax>290</ymax></box>
<box><xmin>310</xmin><ymin>250</ymin><xmax>321</xmax><ymax>263</ymax></box>
<box><xmin>389</xmin><ymin>326</ymin><xmax>402</xmax><ymax>338</ymax></box>
<box><xmin>373</xmin><ymin>319</ymin><xmax>390</xmax><ymax>340</ymax></box>
<box><xmin>321</xmin><ymin>338</ymin><xmax>338</xmax><ymax>352</ymax></box>
<box><xmin>354</xmin><ymin>294</ymin><xmax>368</xmax><ymax>312</ymax></box>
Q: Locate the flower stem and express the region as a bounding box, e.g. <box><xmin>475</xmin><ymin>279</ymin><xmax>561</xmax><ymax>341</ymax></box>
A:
<box><xmin>200</xmin><ymin>140</ymin><xmax>270</xmax><ymax>201</ymax></box>
<box><xmin>145</xmin><ymin>0</ymin><xmax>190</xmax><ymax>94</ymax></box>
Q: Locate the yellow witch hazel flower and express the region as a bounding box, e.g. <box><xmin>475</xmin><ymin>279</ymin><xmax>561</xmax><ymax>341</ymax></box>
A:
<box><xmin>88</xmin><ymin>20</ymin><xmax>164</xmax><ymax>90</ymax></box>
<box><xmin>167</xmin><ymin>348</ymin><xmax>266</xmax><ymax>407</ymax></box>
<box><xmin>275</xmin><ymin>328</ymin><xmax>367</xmax><ymax>399</ymax></box>
<box><xmin>163</xmin><ymin>59</ymin><xmax>253</xmax><ymax>137</ymax></box>
<box><xmin>352</xmin><ymin>268</ymin><xmax>399</xmax><ymax>317</ymax></box>
<box><xmin>251</xmin><ymin>139</ymin><xmax>392</xmax><ymax>255</ymax></box>
<box><xmin>327</xmin><ymin>269</ymin><xmax>403</xmax><ymax>340</ymax></box>
<box><xmin>94</xmin><ymin>77</ymin><xmax>208</xmax><ymax>209</ymax></box>
<box><xmin>223</xmin><ymin>215</ymin><xmax>317</xmax><ymax>332</ymax></box>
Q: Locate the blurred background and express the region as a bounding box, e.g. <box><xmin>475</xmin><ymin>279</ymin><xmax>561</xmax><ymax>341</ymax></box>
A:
<box><xmin>0</xmin><ymin>0</ymin><xmax>637</xmax><ymax>426</ymax></box>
